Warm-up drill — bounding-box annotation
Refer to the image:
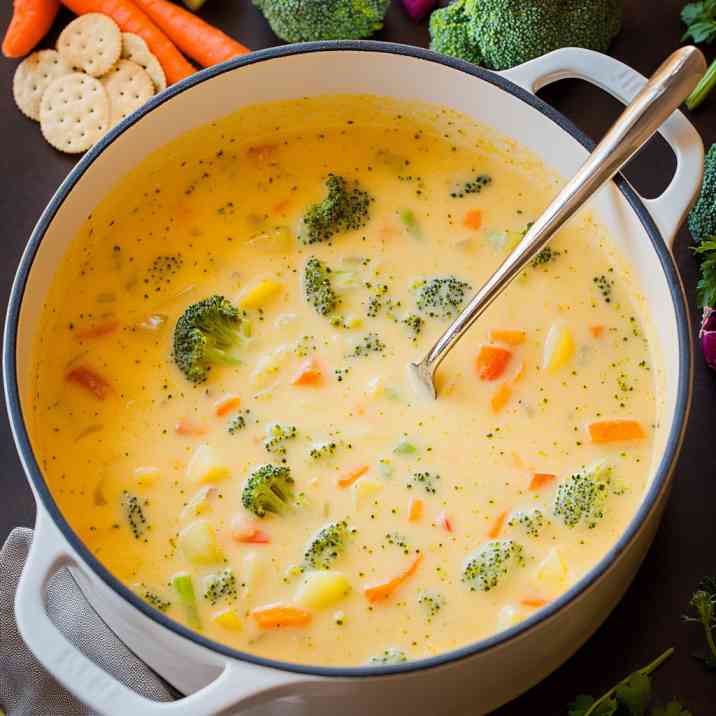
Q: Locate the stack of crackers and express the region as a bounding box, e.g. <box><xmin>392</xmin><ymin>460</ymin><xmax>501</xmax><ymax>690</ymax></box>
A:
<box><xmin>13</xmin><ymin>13</ymin><xmax>167</xmax><ymax>154</ymax></box>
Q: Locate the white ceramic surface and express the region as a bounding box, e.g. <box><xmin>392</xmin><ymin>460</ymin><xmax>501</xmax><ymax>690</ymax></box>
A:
<box><xmin>5</xmin><ymin>45</ymin><xmax>700</xmax><ymax>715</ymax></box>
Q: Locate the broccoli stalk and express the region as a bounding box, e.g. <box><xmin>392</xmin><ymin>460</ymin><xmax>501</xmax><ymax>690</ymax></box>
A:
<box><xmin>241</xmin><ymin>464</ymin><xmax>295</xmax><ymax>518</ymax></box>
<box><xmin>303</xmin><ymin>520</ymin><xmax>349</xmax><ymax>570</ymax></box>
<box><xmin>682</xmin><ymin>1</ymin><xmax>716</xmax><ymax>110</ymax></box>
<box><xmin>172</xmin><ymin>573</ymin><xmax>201</xmax><ymax>629</ymax></box>
<box><xmin>253</xmin><ymin>0</ymin><xmax>390</xmax><ymax>42</ymax></box>
<box><xmin>299</xmin><ymin>174</ymin><xmax>372</xmax><ymax>245</ymax></box>
<box><xmin>173</xmin><ymin>295</ymin><xmax>243</xmax><ymax>384</ymax></box>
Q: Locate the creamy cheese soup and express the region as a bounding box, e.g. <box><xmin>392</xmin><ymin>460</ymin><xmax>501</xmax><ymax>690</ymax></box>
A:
<box><xmin>30</xmin><ymin>95</ymin><xmax>660</xmax><ymax>667</ymax></box>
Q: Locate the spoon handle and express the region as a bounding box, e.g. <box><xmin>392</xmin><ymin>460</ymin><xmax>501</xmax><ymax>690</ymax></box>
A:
<box><xmin>414</xmin><ymin>46</ymin><xmax>705</xmax><ymax>396</ymax></box>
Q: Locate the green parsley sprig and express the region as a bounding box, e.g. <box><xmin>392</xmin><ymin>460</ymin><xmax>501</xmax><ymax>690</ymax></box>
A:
<box><xmin>683</xmin><ymin>576</ymin><xmax>716</xmax><ymax>669</ymax></box>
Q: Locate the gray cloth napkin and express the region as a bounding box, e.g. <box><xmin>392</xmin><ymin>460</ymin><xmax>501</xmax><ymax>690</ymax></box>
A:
<box><xmin>0</xmin><ymin>527</ymin><xmax>175</xmax><ymax>715</ymax></box>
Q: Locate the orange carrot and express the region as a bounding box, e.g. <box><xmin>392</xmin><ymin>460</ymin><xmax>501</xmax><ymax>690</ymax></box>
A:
<box><xmin>521</xmin><ymin>597</ymin><xmax>548</xmax><ymax>608</ymax></box>
<box><xmin>489</xmin><ymin>329</ymin><xmax>526</xmax><ymax>346</ymax></box>
<box><xmin>232</xmin><ymin>525</ymin><xmax>270</xmax><ymax>544</ymax></box>
<box><xmin>338</xmin><ymin>465</ymin><xmax>369</xmax><ymax>488</ymax></box>
<box><xmin>436</xmin><ymin>510</ymin><xmax>453</xmax><ymax>533</ymax></box>
<box><xmin>291</xmin><ymin>358</ymin><xmax>323</xmax><ymax>386</ymax></box>
<box><xmin>476</xmin><ymin>345</ymin><xmax>512</xmax><ymax>381</ymax></box>
<box><xmin>66</xmin><ymin>366</ymin><xmax>111</xmax><ymax>399</ymax></box>
<box><xmin>214</xmin><ymin>394</ymin><xmax>241</xmax><ymax>417</ymax></box>
<box><xmin>588</xmin><ymin>419</ymin><xmax>646</xmax><ymax>444</ymax></box>
<box><xmin>2</xmin><ymin>0</ymin><xmax>59</xmax><ymax>58</ymax></box>
<box><xmin>589</xmin><ymin>324</ymin><xmax>605</xmax><ymax>339</ymax></box>
<box><xmin>75</xmin><ymin>319</ymin><xmax>120</xmax><ymax>340</ymax></box>
<box><xmin>408</xmin><ymin>496</ymin><xmax>423</xmax><ymax>522</ymax></box>
<box><xmin>132</xmin><ymin>0</ymin><xmax>249</xmax><ymax>67</ymax></box>
<box><xmin>490</xmin><ymin>383</ymin><xmax>512</xmax><ymax>414</ymax></box>
<box><xmin>251</xmin><ymin>604</ymin><xmax>311</xmax><ymax>629</ymax></box>
<box><xmin>529</xmin><ymin>473</ymin><xmax>556</xmax><ymax>490</ymax></box>
<box><xmin>60</xmin><ymin>0</ymin><xmax>194</xmax><ymax>84</ymax></box>
<box><xmin>364</xmin><ymin>554</ymin><xmax>423</xmax><ymax>603</ymax></box>
<box><xmin>463</xmin><ymin>209</ymin><xmax>482</xmax><ymax>230</ymax></box>
<box><xmin>175</xmin><ymin>418</ymin><xmax>207</xmax><ymax>436</ymax></box>
<box><xmin>487</xmin><ymin>511</ymin><xmax>507</xmax><ymax>539</ymax></box>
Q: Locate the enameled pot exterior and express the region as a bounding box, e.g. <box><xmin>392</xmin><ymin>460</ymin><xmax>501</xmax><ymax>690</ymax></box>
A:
<box><xmin>4</xmin><ymin>44</ymin><xmax>699</xmax><ymax>715</ymax></box>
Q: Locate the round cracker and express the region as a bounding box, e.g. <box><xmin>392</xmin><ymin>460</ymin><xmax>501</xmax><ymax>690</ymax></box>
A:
<box><xmin>101</xmin><ymin>59</ymin><xmax>154</xmax><ymax>127</ymax></box>
<box><xmin>57</xmin><ymin>14</ymin><xmax>121</xmax><ymax>78</ymax></box>
<box><xmin>40</xmin><ymin>73</ymin><xmax>110</xmax><ymax>154</ymax></box>
<box><xmin>121</xmin><ymin>32</ymin><xmax>166</xmax><ymax>92</ymax></box>
<box><xmin>13</xmin><ymin>50</ymin><xmax>73</xmax><ymax>121</ymax></box>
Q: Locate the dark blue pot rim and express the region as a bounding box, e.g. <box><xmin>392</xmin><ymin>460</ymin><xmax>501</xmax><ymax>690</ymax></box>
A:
<box><xmin>2</xmin><ymin>40</ymin><xmax>693</xmax><ymax>680</ymax></box>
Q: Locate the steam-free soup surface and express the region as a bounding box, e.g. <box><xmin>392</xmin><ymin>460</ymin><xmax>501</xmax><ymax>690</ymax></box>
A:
<box><xmin>31</xmin><ymin>96</ymin><xmax>659</xmax><ymax>667</ymax></box>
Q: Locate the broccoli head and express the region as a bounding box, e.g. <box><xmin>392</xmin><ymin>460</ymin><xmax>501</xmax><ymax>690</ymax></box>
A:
<box><xmin>462</xmin><ymin>539</ymin><xmax>525</xmax><ymax>592</ymax></box>
<box><xmin>463</xmin><ymin>0</ymin><xmax>622</xmax><ymax>71</ymax></box>
<box><xmin>253</xmin><ymin>0</ymin><xmax>390</xmax><ymax>42</ymax></box>
<box><xmin>303</xmin><ymin>257</ymin><xmax>340</xmax><ymax>317</ymax></box>
<box><xmin>367</xmin><ymin>647</ymin><xmax>408</xmax><ymax>665</ymax></box>
<box><xmin>303</xmin><ymin>520</ymin><xmax>349</xmax><ymax>570</ymax></box>
<box><xmin>553</xmin><ymin>461</ymin><xmax>612</xmax><ymax>529</ymax></box>
<box><xmin>242</xmin><ymin>464</ymin><xmax>295</xmax><ymax>518</ymax></box>
<box><xmin>299</xmin><ymin>174</ymin><xmax>372</xmax><ymax>245</ymax></box>
<box><xmin>688</xmin><ymin>143</ymin><xmax>716</xmax><ymax>246</ymax></box>
<box><xmin>429</xmin><ymin>0</ymin><xmax>483</xmax><ymax>64</ymax></box>
<box><xmin>173</xmin><ymin>295</ymin><xmax>243</xmax><ymax>384</ymax></box>
<box><xmin>415</xmin><ymin>276</ymin><xmax>472</xmax><ymax>319</ymax></box>
<box><xmin>507</xmin><ymin>508</ymin><xmax>547</xmax><ymax>538</ymax></box>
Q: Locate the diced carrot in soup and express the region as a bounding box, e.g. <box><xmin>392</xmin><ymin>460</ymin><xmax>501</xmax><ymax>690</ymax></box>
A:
<box><xmin>476</xmin><ymin>345</ymin><xmax>512</xmax><ymax>381</ymax></box>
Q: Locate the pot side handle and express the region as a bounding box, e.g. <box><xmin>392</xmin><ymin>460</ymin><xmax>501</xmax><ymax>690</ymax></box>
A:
<box><xmin>500</xmin><ymin>47</ymin><xmax>704</xmax><ymax>247</ymax></box>
<box><xmin>15</xmin><ymin>511</ymin><xmax>307</xmax><ymax>716</ymax></box>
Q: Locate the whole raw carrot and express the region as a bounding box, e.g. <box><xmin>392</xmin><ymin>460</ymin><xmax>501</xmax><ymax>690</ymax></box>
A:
<box><xmin>2</xmin><ymin>0</ymin><xmax>60</xmax><ymax>58</ymax></box>
<box><xmin>132</xmin><ymin>0</ymin><xmax>249</xmax><ymax>67</ymax></box>
<box><xmin>60</xmin><ymin>0</ymin><xmax>194</xmax><ymax>84</ymax></box>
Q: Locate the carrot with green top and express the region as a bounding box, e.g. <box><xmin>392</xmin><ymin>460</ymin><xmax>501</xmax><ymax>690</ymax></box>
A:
<box><xmin>588</xmin><ymin>419</ymin><xmax>646</xmax><ymax>444</ymax></box>
<box><xmin>338</xmin><ymin>465</ymin><xmax>369</xmax><ymax>488</ymax></box>
<box><xmin>364</xmin><ymin>553</ymin><xmax>422</xmax><ymax>603</ymax></box>
<box><xmin>476</xmin><ymin>345</ymin><xmax>512</xmax><ymax>381</ymax></box>
<box><xmin>60</xmin><ymin>0</ymin><xmax>195</xmax><ymax>84</ymax></box>
<box><xmin>2</xmin><ymin>0</ymin><xmax>60</xmax><ymax>57</ymax></box>
<box><xmin>487</xmin><ymin>511</ymin><xmax>507</xmax><ymax>539</ymax></box>
<box><xmin>132</xmin><ymin>0</ymin><xmax>249</xmax><ymax>67</ymax></box>
<box><xmin>252</xmin><ymin>604</ymin><xmax>311</xmax><ymax>629</ymax></box>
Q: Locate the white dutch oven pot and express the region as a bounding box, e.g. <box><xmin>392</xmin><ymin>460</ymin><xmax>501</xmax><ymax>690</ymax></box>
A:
<box><xmin>3</xmin><ymin>43</ymin><xmax>701</xmax><ymax>716</ymax></box>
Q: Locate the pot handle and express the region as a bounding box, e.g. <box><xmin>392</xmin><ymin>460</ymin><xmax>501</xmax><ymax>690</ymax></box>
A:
<box><xmin>15</xmin><ymin>511</ymin><xmax>307</xmax><ymax>715</ymax></box>
<box><xmin>500</xmin><ymin>47</ymin><xmax>704</xmax><ymax>246</ymax></box>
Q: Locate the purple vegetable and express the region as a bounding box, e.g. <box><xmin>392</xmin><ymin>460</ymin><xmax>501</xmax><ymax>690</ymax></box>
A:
<box><xmin>401</xmin><ymin>0</ymin><xmax>437</xmax><ymax>21</ymax></box>
<box><xmin>700</xmin><ymin>306</ymin><xmax>716</xmax><ymax>370</ymax></box>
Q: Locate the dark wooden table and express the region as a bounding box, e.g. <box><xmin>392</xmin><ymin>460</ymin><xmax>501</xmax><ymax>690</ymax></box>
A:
<box><xmin>1</xmin><ymin>0</ymin><xmax>715</xmax><ymax>712</ymax></box>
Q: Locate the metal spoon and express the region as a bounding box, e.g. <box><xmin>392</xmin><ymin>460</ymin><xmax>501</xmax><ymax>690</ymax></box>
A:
<box><xmin>410</xmin><ymin>46</ymin><xmax>706</xmax><ymax>399</ymax></box>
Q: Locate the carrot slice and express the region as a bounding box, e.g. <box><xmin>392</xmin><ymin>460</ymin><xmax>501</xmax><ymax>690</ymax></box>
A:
<box><xmin>60</xmin><ymin>0</ymin><xmax>195</xmax><ymax>84</ymax></box>
<box><xmin>408</xmin><ymin>496</ymin><xmax>423</xmax><ymax>522</ymax></box>
<box><xmin>251</xmin><ymin>604</ymin><xmax>311</xmax><ymax>629</ymax></box>
<box><xmin>2</xmin><ymin>0</ymin><xmax>60</xmax><ymax>58</ymax></box>
<box><xmin>490</xmin><ymin>383</ymin><xmax>512</xmax><ymax>414</ymax></box>
<box><xmin>338</xmin><ymin>465</ymin><xmax>369</xmax><ymax>488</ymax></box>
<box><xmin>436</xmin><ymin>510</ymin><xmax>453</xmax><ymax>533</ymax></box>
<box><xmin>487</xmin><ymin>511</ymin><xmax>507</xmax><ymax>539</ymax></box>
<box><xmin>489</xmin><ymin>329</ymin><xmax>526</xmax><ymax>346</ymax></box>
<box><xmin>232</xmin><ymin>525</ymin><xmax>270</xmax><ymax>544</ymax></box>
<box><xmin>66</xmin><ymin>366</ymin><xmax>111</xmax><ymax>399</ymax></box>
<box><xmin>521</xmin><ymin>597</ymin><xmax>548</xmax><ymax>608</ymax></box>
<box><xmin>214</xmin><ymin>394</ymin><xmax>241</xmax><ymax>417</ymax></box>
<box><xmin>175</xmin><ymin>418</ymin><xmax>207</xmax><ymax>436</ymax></box>
<box><xmin>588</xmin><ymin>419</ymin><xmax>646</xmax><ymax>444</ymax></box>
<box><xmin>589</xmin><ymin>324</ymin><xmax>605</xmax><ymax>338</ymax></box>
<box><xmin>364</xmin><ymin>553</ymin><xmax>423</xmax><ymax>603</ymax></box>
<box><xmin>529</xmin><ymin>473</ymin><xmax>556</xmax><ymax>490</ymax></box>
<box><xmin>475</xmin><ymin>345</ymin><xmax>512</xmax><ymax>381</ymax></box>
<box><xmin>463</xmin><ymin>209</ymin><xmax>482</xmax><ymax>230</ymax></box>
<box><xmin>291</xmin><ymin>358</ymin><xmax>323</xmax><ymax>386</ymax></box>
<box><xmin>132</xmin><ymin>0</ymin><xmax>249</xmax><ymax>67</ymax></box>
<box><xmin>75</xmin><ymin>319</ymin><xmax>120</xmax><ymax>340</ymax></box>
